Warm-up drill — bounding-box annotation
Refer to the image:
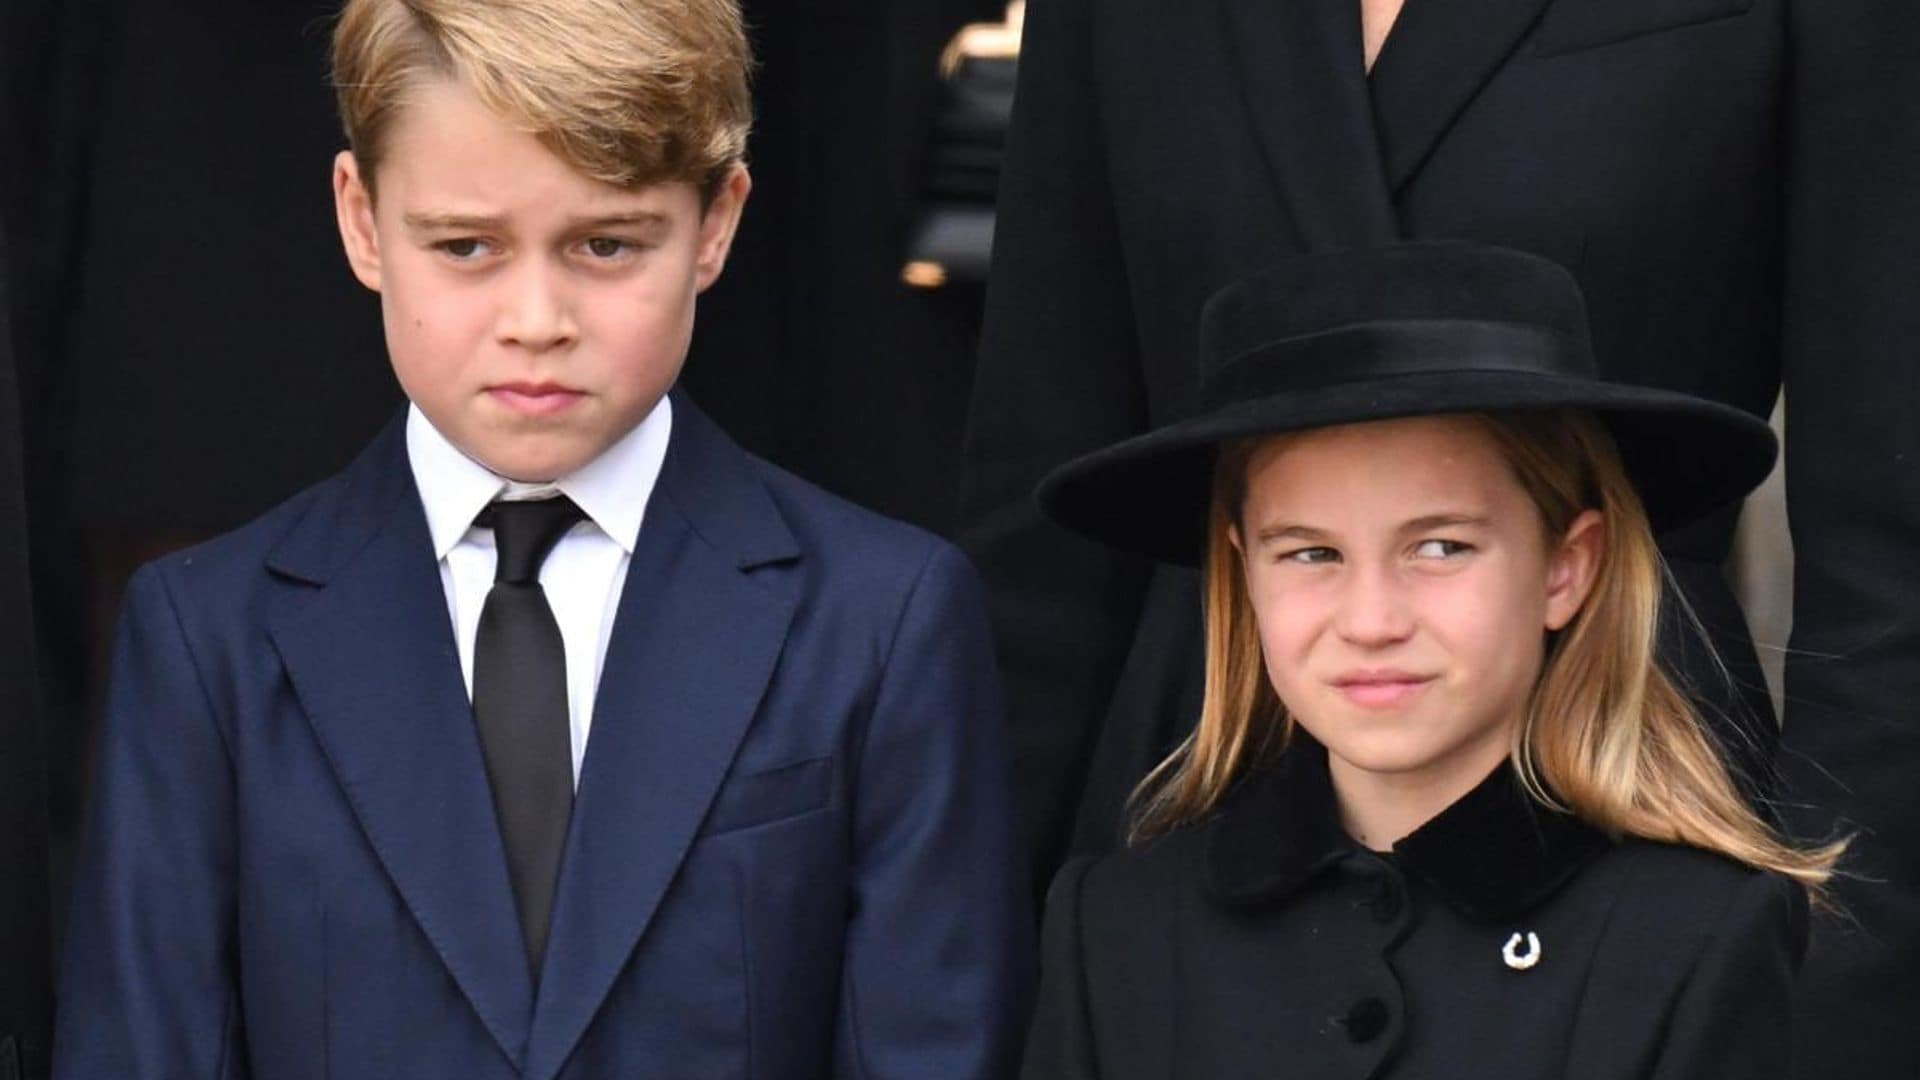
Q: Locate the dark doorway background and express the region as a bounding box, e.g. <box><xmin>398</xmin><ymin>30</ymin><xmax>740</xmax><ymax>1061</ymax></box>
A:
<box><xmin>1</xmin><ymin>4</ymin><xmax>1005</xmax><ymax>1073</ymax></box>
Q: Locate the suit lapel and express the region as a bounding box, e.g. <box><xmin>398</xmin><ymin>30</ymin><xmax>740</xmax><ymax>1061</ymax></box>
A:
<box><xmin>265</xmin><ymin>419</ymin><xmax>534</xmax><ymax>1069</ymax></box>
<box><xmin>523</xmin><ymin>399</ymin><xmax>799</xmax><ymax>1080</ymax></box>
<box><xmin>1367</xmin><ymin>0</ymin><xmax>1557</xmax><ymax>192</ymax></box>
<box><xmin>1218</xmin><ymin>0</ymin><xmax>1398</xmax><ymax>248</ymax></box>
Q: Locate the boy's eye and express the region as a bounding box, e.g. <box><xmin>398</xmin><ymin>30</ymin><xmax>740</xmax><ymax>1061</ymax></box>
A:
<box><xmin>1281</xmin><ymin>546</ymin><xmax>1340</xmax><ymax>565</ymax></box>
<box><xmin>434</xmin><ymin>238</ymin><xmax>491</xmax><ymax>261</ymax></box>
<box><xmin>583</xmin><ymin>237</ymin><xmax>630</xmax><ymax>258</ymax></box>
<box><xmin>1413</xmin><ymin>539</ymin><xmax>1474</xmax><ymax>559</ymax></box>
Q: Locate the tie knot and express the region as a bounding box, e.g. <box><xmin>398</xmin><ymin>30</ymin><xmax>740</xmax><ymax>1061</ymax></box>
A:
<box><xmin>479</xmin><ymin>496</ymin><xmax>585</xmax><ymax>584</ymax></box>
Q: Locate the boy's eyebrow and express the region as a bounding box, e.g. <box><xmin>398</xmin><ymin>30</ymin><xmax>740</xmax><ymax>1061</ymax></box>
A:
<box><xmin>400</xmin><ymin>210</ymin><xmax>673</xmax><ymax>232</ymax></box>
<box><xmin>401</xmin><ymin>211</ymin><xmax>509</xmax><ymax>232</ymax></box>
<box><xmin>563</xmin><ymin>211</ymin><xmax>672</xmax><ymax>230</ymax></box>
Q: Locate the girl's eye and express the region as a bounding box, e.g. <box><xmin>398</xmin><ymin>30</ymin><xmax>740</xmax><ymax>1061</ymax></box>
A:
<box><xmin>1282</xmin><ymin>546</ymin><xmax>1340</xmax><ymax>565</ymax></box>
<box><xmin>584</xmin><ymin>237</ymin><xmax>630</xmax><ymax>258</ymax></box>
<box><xmin>1413</xmin><ymin>539</ymin><xmax>1473</xmax><ymax>559</ymax></box>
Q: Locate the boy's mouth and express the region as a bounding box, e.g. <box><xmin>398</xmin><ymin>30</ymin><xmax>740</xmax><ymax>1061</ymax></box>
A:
<box><xmin>488</xmin><ymin>382</ymin><xmax>586</xmax><ymax>417</ymax></box>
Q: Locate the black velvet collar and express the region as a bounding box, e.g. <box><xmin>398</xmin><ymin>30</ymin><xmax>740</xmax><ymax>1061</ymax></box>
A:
<box><xmin>1203</xmin><ymin>737</ymin><xmax>1613</xmax><ymax>922</ymax></box>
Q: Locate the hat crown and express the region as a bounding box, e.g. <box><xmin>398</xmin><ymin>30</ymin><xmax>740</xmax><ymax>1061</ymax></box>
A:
<box><xmin>1035</xmin><ymin>240</ymin><xmax>1776</xmax><ymax>566</ymax></box>
<box><xmin>1197</xmin><ymin>243</ymin><xmax>1596</xmax><ymax>409</ymax></box>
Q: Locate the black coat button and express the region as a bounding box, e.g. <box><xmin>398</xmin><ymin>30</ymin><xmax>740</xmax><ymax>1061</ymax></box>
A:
<box><xmin>1341</xmin><ymin>997</ymin><xmax>1389</xmax><ymax>1043</ymax></box>
<box><xmin>1370</xmin><ymin>883</ymin><xmax>1403</xmax><ymax>923</ymax></box>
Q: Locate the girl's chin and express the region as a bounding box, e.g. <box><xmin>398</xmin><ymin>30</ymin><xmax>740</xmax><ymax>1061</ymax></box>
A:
<box><xmin>1307</xmin><ymin>718</ymin><xmax>1511</xmax><ymax>784</ymax></box>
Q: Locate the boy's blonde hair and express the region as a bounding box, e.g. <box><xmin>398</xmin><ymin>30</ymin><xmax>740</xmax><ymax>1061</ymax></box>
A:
<box><xmin>1132</xmin><ymin>410</ymin><xmax>1846</xmax><ymax>905</ymax></box>
<box><xmin>331</xmin><ymin>0</ymin><xmax>751</xmax><ymax>201</ymax></box>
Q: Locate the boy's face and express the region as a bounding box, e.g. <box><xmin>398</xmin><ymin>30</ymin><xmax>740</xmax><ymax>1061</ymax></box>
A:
<box><xmin>333</xmin><ymin>79</ymin><xmax>749</xmax><ymax>481</ymax></box>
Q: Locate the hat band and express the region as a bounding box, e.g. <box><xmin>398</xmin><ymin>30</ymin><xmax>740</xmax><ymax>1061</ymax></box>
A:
<box><xmin>1201</xmin><ymin>320</ymin><xmax>1594</xmax><ymax>411</ymax></box>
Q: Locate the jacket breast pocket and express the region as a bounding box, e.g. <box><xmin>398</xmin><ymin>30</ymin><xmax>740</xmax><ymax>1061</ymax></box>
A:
<box><xmin>700</xmin><ymin>756</ymin><xmax>834</xmax><ymax>836</ymax></box>
<box><xmin>1532</xmin><ymin>0</ymin><xmax>1756</xmax><ymax>57</ymax></box>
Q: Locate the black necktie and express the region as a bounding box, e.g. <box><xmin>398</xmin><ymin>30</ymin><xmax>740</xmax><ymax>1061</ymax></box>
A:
<box><xmin>472</xmin><ymin>495</ymin><xmax>584</xmax><ymax>979</ymax></box>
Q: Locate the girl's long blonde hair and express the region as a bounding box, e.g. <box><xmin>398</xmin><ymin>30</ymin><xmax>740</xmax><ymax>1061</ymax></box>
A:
<box><xmin>1131</xmin><ymin>409</ymin><xmax>1845</xmax><ymax>903</ymax></box>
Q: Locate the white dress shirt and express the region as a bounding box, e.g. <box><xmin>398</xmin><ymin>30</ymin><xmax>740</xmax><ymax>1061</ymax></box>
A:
<box><xmin>405</xmin><ymin>399</ymin><xmax>672</xmax><ymax>785</ymax></box>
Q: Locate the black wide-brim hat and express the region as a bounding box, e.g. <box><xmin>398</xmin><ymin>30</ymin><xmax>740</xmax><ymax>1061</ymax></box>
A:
<box><xmin>1038</xmin><ymin>243</ymin><xmax>1778</xmax><ymax>566</ymax></box>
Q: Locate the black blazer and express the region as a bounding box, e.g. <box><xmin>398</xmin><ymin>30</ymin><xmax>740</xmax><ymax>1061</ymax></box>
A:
<box><xmin>964</xmin><ymin>1</ymin><xmax>1920</xmax><ymax>1069</ymax></box>
<box><xmin>1022</xmin><ymin>748</ymin><xmax>1808</xmax><ymax>1080</ymax></box>
<box><xmin>0</xmin><ymin>224</ymin><xmax>52</xmax><ymax>1079</ymax></box>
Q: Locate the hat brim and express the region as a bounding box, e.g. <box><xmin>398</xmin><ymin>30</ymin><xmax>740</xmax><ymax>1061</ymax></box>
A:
<box><xmin>1037</xmin><ymin>371</ymin><xmax>1778</xmax><ymax>566</ymax></box>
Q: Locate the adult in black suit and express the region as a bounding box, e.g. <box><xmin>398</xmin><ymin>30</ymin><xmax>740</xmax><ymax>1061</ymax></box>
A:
<box><xmin>963</xmin><ymin>0</ymin><xmax>1920</xmax><ymax>1073</ymax></box>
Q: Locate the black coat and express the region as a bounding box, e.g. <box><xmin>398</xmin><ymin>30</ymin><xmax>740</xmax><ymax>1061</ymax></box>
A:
<box><xmin>1022</xmin><ymin>747</ymin><xmax>1808</xmax><ymax>1080</ymax></box>
<box><xmin>0</xmin><ymin>226</ymin><xmax>52</xmax><ymax>1080</ymax></box>
<box><xmin>39</xmin><ymin>1</ymin><xmax>396</xmax><ymax>531</ymax></box>
<box><xmin>963</xmin><ymin>1</ymin><xmax>1920</xmax><ymax>1070</ymax></box>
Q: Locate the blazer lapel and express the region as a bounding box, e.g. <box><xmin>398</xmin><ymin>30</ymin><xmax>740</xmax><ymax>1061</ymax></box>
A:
<box><xmin>265</xmin><ymin>419</ymin><xmax>534</xmax><ymax>1068</ymax></box>
<box><xmin>1367</xmin><ymin>0</ymin><xmax>1557</xmax><ymax>192</ymax></box>
<box><xmin>1218</xmin><ymin>0</ymin><xmax>1398</xmax><ymax>248</ymax></box>
<box><xmin>523</xmin><ymin>399</ymin><xmax>799</xmax><ymax>1080</ymax></box>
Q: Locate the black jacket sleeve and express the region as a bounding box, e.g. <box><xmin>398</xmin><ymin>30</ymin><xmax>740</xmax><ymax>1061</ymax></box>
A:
<box><xmin>1776</xmin><ymin>1</ymin><xmax>1920</xmax><ymax>1071</ymax></box>
<box><xmin>961</xmin><ymin>0</ymin><xmax>1155</xmax><ymax>896</ymax></box>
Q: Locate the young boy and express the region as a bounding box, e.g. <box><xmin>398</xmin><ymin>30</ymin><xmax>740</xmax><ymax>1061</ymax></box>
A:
<box><xmin>53</xmin><ymin>2</ymin><xmax>1030</xmax><ymax>1076</ymax></box>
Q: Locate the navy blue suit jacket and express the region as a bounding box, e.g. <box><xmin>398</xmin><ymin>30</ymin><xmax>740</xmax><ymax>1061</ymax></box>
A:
<box><xmin>55</xmin><ymin>396</ymin><xmax>1032</xmax><ymax>1078</ymax></box>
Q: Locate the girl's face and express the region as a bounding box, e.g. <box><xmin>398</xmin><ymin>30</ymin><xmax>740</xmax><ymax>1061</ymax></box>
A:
<box><xmin>1234</xmin><ymin>415</ymin><xmax>1602</xmax><ymax>805</ymax></box>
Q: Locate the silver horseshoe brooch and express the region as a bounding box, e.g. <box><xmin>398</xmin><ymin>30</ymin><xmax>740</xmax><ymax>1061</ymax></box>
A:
<box><xmin>1502</xmin><ymin>931</ymin><xmax>1542</xmax><ymax>971</ymax></box>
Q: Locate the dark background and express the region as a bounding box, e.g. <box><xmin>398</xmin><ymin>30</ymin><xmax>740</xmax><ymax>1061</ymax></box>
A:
<box><xmin>0</xmin><ymin>3</ymin><xmax>1006</xmax><ymax>1074</ymax></box>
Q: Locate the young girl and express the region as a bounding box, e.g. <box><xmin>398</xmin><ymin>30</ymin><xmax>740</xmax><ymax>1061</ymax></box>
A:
<box><xmin>1023</xmin><ymin>243</ymin><xmax>1843</xmax><ymax>1080</ymax></box>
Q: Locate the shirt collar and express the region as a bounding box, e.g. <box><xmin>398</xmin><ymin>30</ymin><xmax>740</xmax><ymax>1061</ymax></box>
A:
<box><xmin>1203</xmin><ymin>734</ymin><xmax>1612</xmax><ymax>922</ymax></box>
<box><xmin>404</xmin><ymin>397</ymin><xmax>673</xmax><ymax>560</ymax></box>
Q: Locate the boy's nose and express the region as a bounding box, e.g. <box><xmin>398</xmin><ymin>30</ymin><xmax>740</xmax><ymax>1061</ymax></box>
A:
<box><xmin>496</xmin><ymin>262</ymin><xmax>579</xmax><ymax>351</ymax></box>
<box><xmin>1333</xmin><ymin>565</ymin><xmax>1416</xmax><ymax>647</ymax></box>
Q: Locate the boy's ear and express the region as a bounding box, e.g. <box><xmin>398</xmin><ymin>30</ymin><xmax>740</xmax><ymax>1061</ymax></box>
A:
<box><xmin>694</xmin><ymin>165</ymin><xmax>752</xmax><ymax>293</ymax></box>
<box><xmin>1544</xmin><ymin>509</ymin><xmax>1606</xmax><ymax>632</ymax></box>
<box><xmin>333</xmin><ymin>151</ymin><xmax>384</xmax><ymax>292</ymax></box>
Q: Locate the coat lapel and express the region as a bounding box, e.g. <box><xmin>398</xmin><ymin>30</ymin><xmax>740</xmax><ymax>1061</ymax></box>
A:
<box><xmin>523</xmin><ymin>399</ymin><xmax>799</xmax><ymax>1080</ymax></box>
<box><xmin>264</xmin><ymin>418</ymin><xmax>534</xmax><ymax>1068</ymax></box>
<box><xmin>1367</xmin><ymin>0</ymin><xmax>1557</xmax><ymax>192</ymax></box>
<box><xmin>1218</xmin><ymin>0</ymin><xmax>1398</xmax><ymax>249</ymax></box>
